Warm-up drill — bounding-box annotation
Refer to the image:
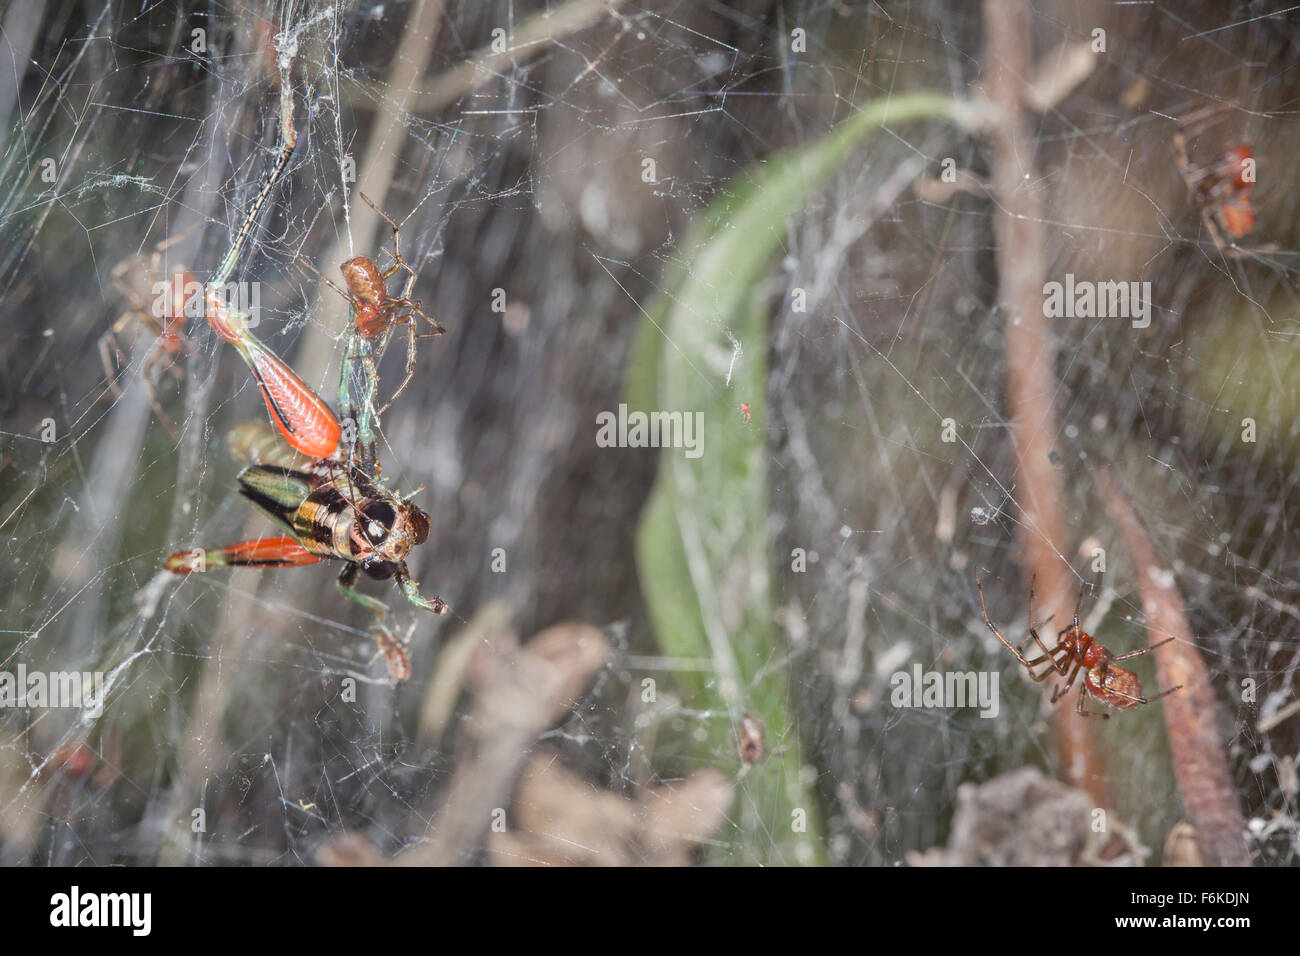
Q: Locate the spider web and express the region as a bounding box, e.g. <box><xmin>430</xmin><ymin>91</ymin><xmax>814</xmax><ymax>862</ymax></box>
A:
<box><xmin>0</xmin><ymin>0</ymin><xmax>1297</xmax><ymax>866</ymax></box>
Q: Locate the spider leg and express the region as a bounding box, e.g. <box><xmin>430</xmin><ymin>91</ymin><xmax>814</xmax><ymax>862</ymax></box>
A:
<box><xmin>1198</xmin><ymin>208</ymin><xmax>1234</xmax><ymax>258</ymax></box>
<box><xmin>377</xmin><ymin>243</ymin><xmax>401</xmax><ymax>280</ymax></box>
<box><xmin>1075</xmin><ymin>680</ymin><xmax>1112</xmax><ymax>719</ymax></box>
<box><xmin>1022</xmin><ymin>641</ymin><xmax>1069</xmax><ymax>681</ymax></box>
<box><xmin>393</xmin><ymin>257</ymin><xmax>425</xmax><ymax>303</ymax></box>
<box><xmin>98</xmin><ymin>327</ymin><xmax>131</xmax><ymax>400</ymax></box>
<box><xmin>374</xmin><ymin>319</ymin><xmax>420</xmax><ymax>416</ymax></box>
<box><xmin>1051</xmin><ymin>660</ymin><xmax>1083</xmax><ymax>704</ymax></box>
<box><xmin>1018</xmin><ymin>573</ymin><xmax>1067</xmax><ymax>672</ymax></box>
<box><xmin>357</xmin><ymin>192</ymin><xmax>405</xmax><ymax>273</ymax></box>
<box><xmin>1110</xmin><ymin>636</ymin><xmax>1176</xmax><ymax>661</ymax></box>
<box><xmin>384</xmin><ymin>252</ymin><xmax>445</xmax><ymax>334</ymax></box>
<box><xmin>369</xmin><ymin>299</ymin><xmax>445</xmax><ymax>416</ymax></box>
<box><xmin>1172</xmin><ymin>130</ymin><xmax>1194</xmax><ymax>182</ymax></box>
<box><xmin>141</xmin><ymin>339</ymin><xmax>176</xmax><ymax>384</ymax></box>
<box><xmin>976</xmin><ymin>570</ymin><xmax>1052</xmax><ymax>675</ymax></box>
<box><xmin>975</xmin><ymin>569</ymin><xmax>1027</xmax><ymax>661</ymax></box>
<box><xmin>388</xmin><ymin>296</ymin><xmax>444</xmax><ymax>335</ymax></box>
<box><xmin>98</xmin><ymin>322</ymin><xmax>181</xmax><ymax>440</ymax></box>
<box><xmin>1016</xmin><ymin>612</ymin><xmax>1056</xmax><ymax>652</ymax></box>
<box><xmin>1098</xmin><ymin>683</ymin><xmax>1183</xmax><ymax>707</ymax></box>
<box><xmin>1205</xmin><ymin>212</ymin><xmax>1274</xmax><ymax>259</ymax></box>
<box><xmin>298</xmin><ymin>255</ymin><xmax>357</xmax><ymax>307</ymax></box>
<box><xmin>136</xmin><ymin>349</ymin><xmax>183</xmax><ymax>439</ymax></box>
<box><xmin>1176</xmin><ymin>103</ymin><xmax>1235</xmax><ymax>140</ymax></box>
<box><xmin>143</xmin><ymin>382</ymin><xmax>180</xmax><ymax>440</ymax></box>
<box><xmin>1071</xmin><ymin>581</ymin><xmax>1085</xmax><ymax>631</ymax></box>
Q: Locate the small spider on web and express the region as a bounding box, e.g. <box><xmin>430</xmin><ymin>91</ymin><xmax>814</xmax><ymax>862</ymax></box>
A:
<box><xmin>733</xmin><ymin>712</ymin><xmax>798</xmax><ymax>779</ymax></box>
<box><xmin>975</xmin><ymin>570</ymin><xmax>1182</xmax><ymax>719</ymax></box>
<box><xmin>298</xmin><ymin>191</ymin><xmax>446</xmax><ymax>423</ymax></box>
<box><xmin>371</xmin><ymin>620</ymin><xmax>414</xmax><ymax>683</ymax></box>
<box><xmin>1169</xmin><ymin>104</ymin><xmax>1273</xmax><ymax>260</ymax></box>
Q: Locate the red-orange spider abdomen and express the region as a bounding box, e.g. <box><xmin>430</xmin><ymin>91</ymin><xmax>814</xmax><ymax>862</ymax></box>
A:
<box><xmin>340</xmin><ymin>256</ymin><xmax>386</xmax><ymax>307</ymax></box>
<box><xmin>1219</xmin><ymin>195</ymin><xmax>1257</xmax><ymax>239</ymax></box>
<box><xmin>1223</xmin><ymin>144</ymin><xmax>1254</xmax><ymax>190</ymax></box>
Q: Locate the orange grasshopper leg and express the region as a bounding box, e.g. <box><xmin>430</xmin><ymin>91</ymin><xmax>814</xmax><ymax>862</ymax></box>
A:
<box><xmin>204</xmin><ymin>286</ymin><xmax>341</xmax><ymax>460</ymax></box>
<box><xmin>165</xmin><ymin>535</ymin><xmax>324</xmax><ymax>574</ymax></box>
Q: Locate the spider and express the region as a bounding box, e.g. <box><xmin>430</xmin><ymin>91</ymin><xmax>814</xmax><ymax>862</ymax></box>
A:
<box><xmin>371</xmin><ymin>620</ymin><xmax>413</xmax><ymax>682</ymax></box>
<box><xmin>736</xmin><ymin>713</ymin><xmax>765</xmax><ymax>765</ymax></box>
<box><xmin>300</xmin><ymin>192</ymin><xmax>445</xmax><ymax>420</ymax></box>
<box><xmin>1171</xmin><ymin>106</ymin><xmax>1269</xmax><ymax>259</ymax></box>
<box><xmin>99</xmin><ymin>227</ymin><xmax>200</xmax><ymax>439</ymax></box>
<box><xmin>975</xmin><ymin>570</ymin><xmax>1182</xmax><ymax>719</ymax></box>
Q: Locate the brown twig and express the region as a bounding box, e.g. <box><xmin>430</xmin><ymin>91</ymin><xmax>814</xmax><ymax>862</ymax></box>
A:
<box><xmin>415</xmin><ymin>0</ymin><xmax>630</xmax><ymax>113</ymax></box>
<box><xmin>981</xmin><ymin>0</ymin><xmax>1107</xmax><ymax>804</ymax></box>
<box><xmin>315</xmin><ymin>620</ymin><xmax>609</xmax><ymax>867</ymax></box>
<box><xmin>397</xmin><ymin>621</ymin><xmax>609</xmax><ymax>866</ymax></box>
<box><xmin>1096</xmin><ymin>464</ymin><xmax>1251</xmax><ymax>867</ymax></box>
<box><xmin>486</xmin><ymin>748</ymin><xmax>733</xmax><ymax>866</ymax></box>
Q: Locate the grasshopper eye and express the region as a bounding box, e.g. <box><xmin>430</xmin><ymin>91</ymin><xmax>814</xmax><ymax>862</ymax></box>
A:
<box><xmin>360</xmin><ymin>501</ymin><xmax>396</xmax><ymax>543</ymax></box>
<box><xmin>407</xmin><ymin>506</ymin><xmax>430</xmax><ymax>545</ymax></box>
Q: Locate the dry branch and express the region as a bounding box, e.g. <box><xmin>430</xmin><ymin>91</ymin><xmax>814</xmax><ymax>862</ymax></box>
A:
<box><xmin>981</xmin><ymin>0</ymin><xmax>1107</xmax><ymax>803</ymax></box>
<box><xmin>1096</xmin><ymin>465</ymin><xmax>1251</xmax><ymax>867</ymax></box>
<box><xmin>399</xmin><ymin>621</ymin><xmax>609</xmax><ymax>865</ymax></box>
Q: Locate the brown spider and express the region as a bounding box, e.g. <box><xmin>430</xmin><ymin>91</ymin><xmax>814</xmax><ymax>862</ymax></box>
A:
<box><xmin>1170</xmin><ymin>105</ymin><xmax>1269</xmax><ymax>259</ymax></box>
<box><xmin>975</xmin><ymin>570</ymin><xmax>1182</xmax><ymax>719</ymax></box>
<box><xmin>300</xmin><ymin>192</ymin><xmax>445</xmax><ymax>416</ymax></box>
<box><xmin>736</xmin><ymin>713</ymin><xmax>766</xmax><ymax>765</ymax></box>
<box><xmin>99</xmin><ymin>227</ymin><xmax>200</xmax><ymax>439</ymax></box>
<box><xmin>371</xmin><ymin>620</ymin><xmax>413</xmax><ymax>683</ymax></box>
